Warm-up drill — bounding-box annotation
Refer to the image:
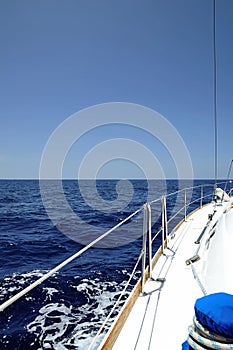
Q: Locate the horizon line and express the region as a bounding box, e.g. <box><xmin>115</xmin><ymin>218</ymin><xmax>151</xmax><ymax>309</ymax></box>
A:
<box><xmin>0</xmin><ymin>177</ymin><xmax>225</xmax><ymax>181</ymax></box>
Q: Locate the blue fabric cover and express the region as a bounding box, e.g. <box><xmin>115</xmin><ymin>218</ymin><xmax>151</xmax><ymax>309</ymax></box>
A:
<box><xmin>195</xmin><ymin>292</ymin><xmax>233</xmax><ymax>337</ymax></box>
<box><xmin>181</xmin><ymin>340</ymin><xmax>190</xmax><ymax>349</ymax></box>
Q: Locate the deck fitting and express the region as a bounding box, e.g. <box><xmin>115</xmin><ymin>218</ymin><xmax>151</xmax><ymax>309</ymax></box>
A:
<box><xmin>185</xmin><ymin>255</ymin><xmax>200</xmax><ymax>265</ymax></box>
<box><xmin>156</xmin><ymin>277</ymin><xmax>166</xmax><ymax>283</ymax></box>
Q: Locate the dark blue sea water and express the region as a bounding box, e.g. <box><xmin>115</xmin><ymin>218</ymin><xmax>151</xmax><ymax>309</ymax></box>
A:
<box><xmin>0</xmin><ymin>179</ymin><xmax>221</xmax><ymax>349</ymax></box>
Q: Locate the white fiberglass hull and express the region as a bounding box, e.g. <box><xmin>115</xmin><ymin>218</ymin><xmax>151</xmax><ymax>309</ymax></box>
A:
<box><xmin>101</xmin><ymin>199</ymin><xmax>233</xmax><ymax>349</ymax></box>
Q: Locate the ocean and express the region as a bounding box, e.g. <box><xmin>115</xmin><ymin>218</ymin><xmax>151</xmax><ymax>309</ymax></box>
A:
<box><xmin>0</xmin><ymin>179</ymin><xmax>218</xmax><ymax>349</ymax></box>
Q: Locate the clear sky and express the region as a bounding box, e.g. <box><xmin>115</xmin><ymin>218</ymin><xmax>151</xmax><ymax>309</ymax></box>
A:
<box><xmin>0</xmin><ymin>0</ymin><xmax>233</xmax><ymax>179</ymax></box>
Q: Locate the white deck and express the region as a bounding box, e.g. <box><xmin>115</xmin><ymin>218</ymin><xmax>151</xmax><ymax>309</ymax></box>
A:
<box><xmin>110</xmin><ymin>201</ymin><xmax>231</xmax><ymax>350</ymax></box>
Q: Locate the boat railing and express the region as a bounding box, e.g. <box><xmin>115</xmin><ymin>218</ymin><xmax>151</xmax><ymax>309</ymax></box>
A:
<box><xmin>0</xmin><ymin>206</ymin><xmax>142</xmax><ymax>313</ymax></box>
<box><xmin>94</xmin><ymin>181</ymin><xmax>231</xmax><ymax>349</ymax></box>
<box><xmin>0</xmin><ymin>180</ymin><xmax>231</xmax><ymax>348</ymax></box>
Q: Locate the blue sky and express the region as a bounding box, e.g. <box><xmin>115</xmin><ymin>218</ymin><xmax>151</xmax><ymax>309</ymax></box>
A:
<box><xmin>0</xmin><ymin>0</ymin><xmax>233</xmax><ymax>179</ymax></box>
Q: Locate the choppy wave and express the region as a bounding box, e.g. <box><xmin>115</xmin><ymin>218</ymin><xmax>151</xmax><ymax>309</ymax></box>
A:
<box><xmin>0</xmin><ymin>268</ymin><xmax>134</xmax><ymax>349</ymax></box>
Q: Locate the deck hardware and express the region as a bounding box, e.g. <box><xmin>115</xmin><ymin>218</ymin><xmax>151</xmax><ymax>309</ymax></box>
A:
<box><xmin>184</xmin><ymin>189</ymin><xmax>187</xmax><ymax>221</ymax></box>
<box><xmin>147</xmin><ymin>204</ymin><xmax>152</xmax><ymax>279</ymax></box>
<box><xmin>194</xmin><ymin>211</ymin><xmax>216</xmax><ymax>244</ymax></box>
<box><xmin>161</xmin><ymin>196</ymin><xmax>168</xmax><ymax>253</ymax></box>
<box><xmin>141</xmin><ymin>203</ymin><xmax>152</xmax><ymax>294</ymax></box>
<box><xmin>141</xmin><ymin>205</ymin><xmax>147</xmax><ymax>294</ymax></box>
<box><xmin>170</xmin><ymin>231</ymin><xmax>175</xmax><ymax>239</ymax></box>
<box><xmin>163</xmin><ymin>247</ymin><xmax>175</xmax><ymax>257</ymax></box>
<box><xmin>185</xmin><ymin>255</ymin><xmax>200</xmax><ymax>265</ymax></box>
<box><xmin>206</xmin><ymin>229</ymin><xmax>216</xmax><ymax>247</ymax></box>
<box><xmin>195</xmin><ymin>226</ymin><xmax>208</xmax><ymax>244</ymax></box>
<box><xmin>211</xmin><ymin>221</ymin><xmax>217</xmax><ymax>230</ymax></box>
<box><xmin>156</xmin><ymin>277</ymin><xmax>166</xmax><ymax>283</ymax></box>
<box><xmin>200</xmin><ymin>185</ymin><xmax>203</xmax><ymax>208</ymax></box>
<box><xmin>195</xmin><ymin>216</ymin><xmax>217</xmax><ymax>244</ymax></box>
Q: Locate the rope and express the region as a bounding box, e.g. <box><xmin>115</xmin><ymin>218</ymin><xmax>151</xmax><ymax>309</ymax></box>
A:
<box><xmin>187</xmin><ymin>317</ymin><xmax>233</xmax><ymax>349</ymax></box>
